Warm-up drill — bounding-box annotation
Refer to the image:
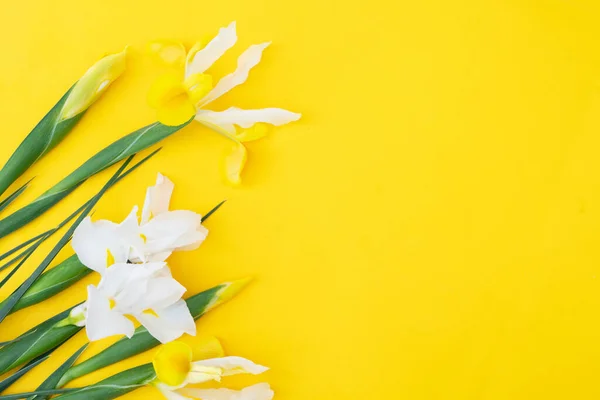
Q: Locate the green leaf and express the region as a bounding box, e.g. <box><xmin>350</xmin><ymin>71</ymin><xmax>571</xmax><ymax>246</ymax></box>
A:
<box><xmin>3</xmin><ymin>255</ymin><xmax>91</xmax><ymax>314</ymax></box>
<box><xmin>0</xmin><ymin>306</ymin><xmax>81</xmax><ymax>375</ymax></box>
<box><xmin>57</xmin><ymin>283</ymin><xmax>225</xmax><ymax>387</ymax></box>
<box><xmin>0</xmin><ymin>148</ymin><xmax>162</xmax><ymax>314</ymax></box>
<box><xmin>26</xmin><ymin>344</ymin><xmax>88</xmax><ymax>400</ymax></box>
<box><xmin>202</xmin><ymin>200</ymin><xmax>226</xmax><ymax>223</ymax></box>
<box><xmin>0</xmin><ymin>156</ymin><xmax>135</xmax><ymax>323</ymax></box>
<box><xmin>55</xmin><ymin>364</ymin><xmax>155</xmax><ymax>400</ymax></box>
<box><xmin>2</xmin><ymin>192</ymin><xmax>219</xmax><ymax>315</ymax></box>
<box><xmin>0</xmin><ymin>389</ymin><xmax>77</xmax><ymax>400</ymax></box>
<box><xmin>0</xmin><ymin>179</ymin><xmax>33</xmax><ymax>214</ymax></box>
<box><xmin>0</xmin><ymin>351</ymin><xmax>51</xmax><ymax>393</ymax></box>
<box><xmin>0</xmin><ymin>86</ymin><xmax>83</xmax><ymax>198</ymax></box>
<box><xmin>0</xmin><ymin>120</ymin><xmax>190</xmax><ymax>240</ymax></box>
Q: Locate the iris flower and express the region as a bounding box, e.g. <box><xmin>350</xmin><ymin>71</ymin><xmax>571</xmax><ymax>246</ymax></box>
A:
<box><xmin>84</xmin><ymin>261</ymin><xmax>196</xmax><ymax>343</ymax></box>
<box><xmin>72</xmin><ymin>173</ymin><xmax>208</xmax><ymax>268</ymax></box>
<box><xmin>152</xmin><ymin>339</ymin><xmax>273</xmax><ymax>400</ymax></box>
<box><xmin>148</xmin><ymin>22</ymin><xmax>301</xmax><ymax>185</ymax></box>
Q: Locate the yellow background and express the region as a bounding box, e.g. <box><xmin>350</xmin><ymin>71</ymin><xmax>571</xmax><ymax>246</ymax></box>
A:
<box><xmin>1</xmin><ymin>0</ymin><xmax>600</xmax><ymax>398</ymax></box>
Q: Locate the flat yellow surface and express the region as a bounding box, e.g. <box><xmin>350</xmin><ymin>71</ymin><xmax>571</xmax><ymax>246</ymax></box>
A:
<box><xmin>1</xmin><ymin>0</ymin><xmax>600</xmax><ymax>398</ymax></box>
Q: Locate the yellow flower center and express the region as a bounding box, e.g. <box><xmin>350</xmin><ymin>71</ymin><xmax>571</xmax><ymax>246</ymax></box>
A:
<box><xmin>108</xmin><ymin>298</ymin><xmax>117</xmax><ymax>310</ymax></box>
<box><xmin>147</xmin><ymin>70</ymin><xmax>213</xmax><ymax>127</ymax></box>
<box><xmin>143</xmin><ymin>308</ymin><xmax>159</xmax><ymax>317</ymax></box>
<box><xmin>106</xmin><ymin>249</ymin><xmax>115</xmax><ymax>267</ymax></box>
<box><xmin>153</xmin><ymin>341</ymin><xmax>193</xmax><ymax>386</ymax></box>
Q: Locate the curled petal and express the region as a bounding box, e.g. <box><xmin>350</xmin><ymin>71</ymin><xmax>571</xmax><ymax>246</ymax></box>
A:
<box><xmin>153</xmin><ymin>341</ymin><xmax>193</xmax><ymax>387</ymax></box>
<box><xmin>198</xmin><ymin>42</ymin><xmax>270</xmax><ymax>108</ymax></box>
<box><xmin>142</xmin><ymin>173</ymin><xmax>175</xmax><ymax>224</ymax></box>
<box><xmin>85</xmin><ymin>285</ymin><xmax>135</xmax><ymax>341</ymax></box>
<box><xmin>72</xmin><ymin>211</ymin><xmax>141</xmax><ymax>274</ymax></box>
<box><xmin>186</xmin><ymin>21</ymin><xmax>237</xmax><ymax>77</ymax></box>
<box><xmin>197</xmin><ymin>107</ymin><xmax>301</xmax><ymax>129</ymax></box>
<box><xmin>141</xmin><ymin>210</ymin><xmax>207</xmax><ymax>254</ymax></box>
<box><xmin>191</xmin><ymin>356</ymin><xmax>269</xmax><ymax>379</ymax></box>
<box><xmin>136</xmin><ymin>299</ymin><xmax>196</xmax><ymax>344</ymax></box>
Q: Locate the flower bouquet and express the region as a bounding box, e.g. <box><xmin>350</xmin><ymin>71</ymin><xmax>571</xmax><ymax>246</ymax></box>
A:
<box><xmin>0</xmin><ymin>22</ymin><xmax>300</xmax><ymax>400</ymax></box>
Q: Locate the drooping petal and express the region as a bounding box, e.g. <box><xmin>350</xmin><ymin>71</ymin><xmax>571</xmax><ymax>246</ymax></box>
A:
<box><xmin>140</xmin><ymin>275</ymin><xmax>187</xmax><ymax>310</ymax></box>
<box><xmin>186</xmin><ymin>22</ymin><xmax>237</xmax><ymax>77</ymax></box>
<box><xmin>72</xmin><ymin>213</ymin><xmax>139</xmax><ymax>274</ymax></box>
<box><xmin>142</xmin><ymin>173</ymin><xmax>175</xmax><ymax>224</ymax></box>
<box><xmin>136</xmin><ymin>299</ymin><xmax>196</xmax><ymax>344</ymax></box>
<box><xmin>85</xmin><ymin>285</ymin><xmax>135</xmax><ymax>341</ymax></box>
<box><xmin>141</xmin><ymin>210</ymin><xmax>208</xmax><ymax>254</ymax></box>
<box><xmin>197</xmin><ymin>42</ymin><xmax>270</xmax><ymax>108</ymax></box>
<box><xmin>180</xmin><ymin>384</ymin><xmax>274</xmax><ymax>400</ymax></box>
<box><xmin>148</xmin><ymin>40</ymin><xmax>187</xmax><ymax>67</ymax></box>
<box><xmin>196</xmin><ymin>107</ymin><xmax>301</xmax><ymax>129</ymax></box>
<box><xmin>224</xmin><ymin>141</ymin><xmax>247</xmax><ymax>186</ymax></box>
<box><xmin>153</xmin><ymin>341</ymin><xmax>193</xmax><ymax>387</ymax></box>
<box><xmin>190</xmin><ymin>356</ymin><xmax>269</xmax><ymax>379</ymax></box>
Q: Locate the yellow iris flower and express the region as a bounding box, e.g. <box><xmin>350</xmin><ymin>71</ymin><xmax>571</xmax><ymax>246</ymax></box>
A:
<box><xmin>147</xmin><ymin>22</ymin><xmax>301</xmax><ymax>185</ymax></box>
<box><xmin>152</xmin><ymin>337</ymin><xmax>273</xmax><ymax>400</ymax></box>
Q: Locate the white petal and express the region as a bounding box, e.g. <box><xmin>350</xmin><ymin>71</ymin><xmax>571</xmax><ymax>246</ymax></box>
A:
<box><xmin>192</xmin><ymin>357</ymin><xmax>269</xmax><ymax>379</ymax></box>
<box><xmin>186</xmin><ymin>22</ymin><xmax>237</xmax><ymax>77</ymax></box>
<box><xmin>72</xmin><ymin>209</ymin><xmax>142</xmax><ymax>274</ymax></box>
<box><xmin>142</xmin><ymin>210</ymin><xmax>207</xmax><ymax>254</ymax></box>
<box><xmin>140</xmin><ymin>275</ymin><xmax>187</xmax><ymax>310</ymax></box>
<box><xmin>180</xmin><ymin>384</ymin><xmax>274</xmax><ymax>400</ymax></box>
<box><xmin>196</xmin><ymin>107</ymin><xmax>301</xmax><ymax>129</ymax></box>
<box><xmin>197</xmin><ymin>42</ymin><xmax>270</xmax><ymax>108</ymax></box>
<box><xmin>71</xmin><ymin>217</ymin><xmax>118</xmax><ymax>274</ymax></box>
<box><xmin>136</xmin><ymin>299</ymin><xmax>196</xmax><ymax>344</ymax></box>
<box><xmin>142</xmin><ymin>173</ymin><xmax>175</xmax><ymax>224</ymax></box>
<box><xmin>99</xmin><ymin>262</ymin><xmax>165</xmax><ymax>312</ymax></box>
<box><xmin>85</xmin><ymin>285</ymin><xmax>135</xmax><ymax>341</ymax></box>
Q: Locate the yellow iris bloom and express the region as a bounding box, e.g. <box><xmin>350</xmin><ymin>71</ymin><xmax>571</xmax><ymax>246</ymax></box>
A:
<box><xmin>147</xmin><ymin>22</ymin><xmax>301</xmax><ymax>185</ymax></box>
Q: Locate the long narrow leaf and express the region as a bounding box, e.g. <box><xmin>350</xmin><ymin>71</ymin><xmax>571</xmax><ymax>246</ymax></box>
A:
<box><xmin>0</xmin><ymin>50</ymin><xmax>126</xmax><ymax>199</ymax></box>
<box><xmin>27</xmin><ymin>344</ymin><xmax>88</xmax><ymax>400</ymax></box>
<box><xmin>0</xmin><ymin>352</ymin><xmax>51</xmax><ymax>393</ymax></box>
<box><xmin>0</xmin><ymin>148</ymin><xmax>162</xmax><ymax>314</ymax></box>
<box><xmin>0</xmin><ymin>389</ymin><xmax>77</xmax><ymax>400</ymax></box>
<box><xmin>56</xmin><ymin>365</ymin><xmax>155</xmax><ymax>400</ymax></box>
<box><xmin>0</xmin><ymin>120</ymin><xmax>190</xmax><ymax>240</ymax></box>
<box><xmin>0</xmin><ymin>179</ymin><xmax>33</xmax><ymax>214</ymax></box>
<box><xmin>0</xmin><ymin>306</ymin><xmax>80</xmax><ymax>374</ymax></box>
<box><xmin>0</xmin><ymin>156</ymin><xmax>135</xmax><ymax>323</ymax></box>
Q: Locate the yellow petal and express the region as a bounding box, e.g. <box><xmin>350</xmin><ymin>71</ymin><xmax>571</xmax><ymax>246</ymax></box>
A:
<box><xmin>224</xmin><ymin>142</ymin><xmax>247</xmax><ymax>186</ymax></box>
<box><xmin>192</xmin><ymin>336</ymin><xmax>225</xmax><ymax>361</ymax></box>
<box><xmin>183</xmin><ymin>73</ymin><xmax>213</xmax><ymax>105</ymax></box>
<box><xmin>153</xmin><ymin>341</ymin><xmax>193</xmax><ymax>387</ymax></box>
<box><xmin>157</xmin><ymin>93</ymin><xmax>196</xmax><ymax>126</ymax></box>
<box><xmin>60</xmin><ymin>48</ymin><xmax>127</xmax><ymax>120</ymax></box>
<box><xmin>235</xmin><ymin>123</ymin><xmax>270</xmax><ymax>143</ymax></box>
<box><xmin>147</xmin><ymin>39</ymin><xmax>186</xmax><ymax>67</ymax></box>
<box><xmin>147</xmin><ymin>73</ymin><xmax>186</xmax><ymax>109</ymax></box>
